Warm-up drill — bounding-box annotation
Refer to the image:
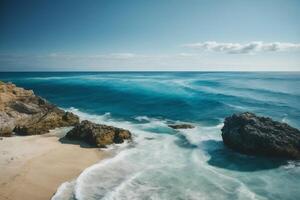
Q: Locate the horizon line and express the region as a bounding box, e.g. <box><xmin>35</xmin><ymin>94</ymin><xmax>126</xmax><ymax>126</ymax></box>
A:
<box><xmin>1</xmin><ymin>70</ymin><xmax>300</xmax><ymax>73</ymax></box>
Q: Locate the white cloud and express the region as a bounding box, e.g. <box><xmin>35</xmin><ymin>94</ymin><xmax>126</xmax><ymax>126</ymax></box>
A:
<box><xmin>184</xmin><ymin>41</ymin><xmax>300</xmax><ymax>54</ymax></box>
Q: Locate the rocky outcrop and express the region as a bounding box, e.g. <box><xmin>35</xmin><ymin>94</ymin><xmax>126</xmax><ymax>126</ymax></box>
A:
<box><xmin>222</xmin><ymin>112</ymin><xmax>300</xmax><ymax>159</ymax></box>
<box><xmin>65</xmin><ymin>120</ymin><xmax>132</xmax><ymax>148</ymax></box>
<box><xmin>0</xmin><ymin>81</ymin><xmax>79</xmax><ymax>136</ymax></box>
<box><xmin>168</xmin><ymin>124</ymin><xmax>195</xmax><ymax>129</ymax></box>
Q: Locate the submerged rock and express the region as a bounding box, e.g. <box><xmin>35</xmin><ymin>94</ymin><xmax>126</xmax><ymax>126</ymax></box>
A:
<box><xmin>0</xmin><ymin>81</ymin><xmax>79</xmax><ymax>136</ymax></box>
<box><xmin>65</xmin><ymin>120</ymin><xmax>132</xmax><ymax>148</ymax></box>
<box><xmin>222</xmin><ymin>112</ymin><xmax>300</xmax><ymax>159</ymax></box>
<box><xmin>168</xmin><ymin>124</ymin><xmax>195</xmax><ymax>129</ymax></box>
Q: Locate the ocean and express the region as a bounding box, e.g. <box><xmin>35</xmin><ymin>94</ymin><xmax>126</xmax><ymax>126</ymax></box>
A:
<box><xmin>1</xmin><ymin>72</ymin><xmax>300</xmax><ymax>200</ymax></box>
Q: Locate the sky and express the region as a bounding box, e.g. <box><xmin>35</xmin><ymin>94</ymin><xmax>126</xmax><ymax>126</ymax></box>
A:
<box><xmin>0</xmin><ymin>0</ymin><xmax>300</xmax><ymax>71</ymax></box>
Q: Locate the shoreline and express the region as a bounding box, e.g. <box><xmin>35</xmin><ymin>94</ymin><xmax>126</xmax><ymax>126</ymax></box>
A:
<box><xmin>0</xmin><ymin>128</ymin><xmax>109</xmax><ymax>200</ymax></box>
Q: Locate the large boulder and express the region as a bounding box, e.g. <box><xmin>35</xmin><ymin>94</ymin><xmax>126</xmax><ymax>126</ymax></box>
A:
<box><xmin>65</xmin><ymin>120</ymin><xmax>132</xmax><ymax>148</ymax></box>
<box><xmin>0</xmin><ymin>81</ymin><xmax>79</xmax><ymax>136</ymax></box>
<box><xmin>221</xmin><ymin>112</ymin><xmax>300</xmax><ymax>159</ymax></box>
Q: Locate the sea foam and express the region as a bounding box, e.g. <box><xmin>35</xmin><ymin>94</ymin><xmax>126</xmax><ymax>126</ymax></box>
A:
<box><xmin>52</xmin><ymin>108</ymin><xmax>271</xmax><ymax>200</ymax></box>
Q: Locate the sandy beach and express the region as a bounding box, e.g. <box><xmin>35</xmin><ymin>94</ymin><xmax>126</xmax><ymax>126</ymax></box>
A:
<box><xmin>0</xmin><ymin>128</ymin><xmax>109</xmax><ymax>200</ymax></box>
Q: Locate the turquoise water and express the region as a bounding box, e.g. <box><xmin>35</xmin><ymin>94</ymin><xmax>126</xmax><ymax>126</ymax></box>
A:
<box><xmin>1</xmin><ymin>72</ymin><xmax>300</xmax><ymax>200</ymax></box>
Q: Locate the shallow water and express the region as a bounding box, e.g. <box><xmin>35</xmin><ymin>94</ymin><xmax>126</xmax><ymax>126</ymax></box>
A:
<box><xmin>1</xmin><ymin>72</ymin><xmax>300</xmax><ymax>200</ymax></box>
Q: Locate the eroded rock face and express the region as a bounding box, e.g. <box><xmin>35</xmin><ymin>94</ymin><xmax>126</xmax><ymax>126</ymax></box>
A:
<box><xmin>0</xmin><ymin>81</ymin><xmax>79</xmax><ymax>136</ymax></box>
<box><xmin>65</xmin><ymin>120</ymin><xmax>132</xmax><ymax>148</ymax></box>
<box><xmin>221</xmin><ymin>112</ymin><xmax>300</xmax><ymax>159</ymax></box>
<box><xmin>168</xmin><ymin>124</ymin><xmax>195</xmax><ymax>129</ymax></box>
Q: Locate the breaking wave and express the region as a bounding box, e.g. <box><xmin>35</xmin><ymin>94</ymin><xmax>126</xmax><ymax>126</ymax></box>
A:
<box><xmin>1</xmin><ymin>72</ymin><xmax>299</xmax><ymax>200</ymax></box>
<box><xmin>52</xmin><ymin>109</ymin><xmax>299</xmax><ymax>200</ymax></box>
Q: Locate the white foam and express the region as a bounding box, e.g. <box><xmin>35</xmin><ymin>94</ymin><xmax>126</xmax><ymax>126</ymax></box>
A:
<box><xmin>134</xmin><ymin>116</ymin><xmax>150</xmax><ymax>122</ymax></box>
<box><xmin>51</xmin><ymin>181</ymin><xmax>75</xmax><ymax>200</ymax></box>
<box><xmin>53</xmin><ymin>108</ymin><xmax>277</xmax><ymax>200</ymax></box>
<box><xmin>281</xmin><ymin>113</ymin><xmax>289</xmax><ymax>123</ymax></box>
<box><xmin>177</xmin><ymin>123</ymin><xmax>223</xmax><ymax>146</ymax></box>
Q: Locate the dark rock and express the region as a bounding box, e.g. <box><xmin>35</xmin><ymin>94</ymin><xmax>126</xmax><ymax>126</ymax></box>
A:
<box><xmin>65</xmin><ymin>120</ymin><xmax>132</xmax><ymax>148</ymax></box>
<box><xmin>221</xmin><ymin>112</ymin><xmax>300</xmax><ymax>159</ymax></box>
<box><xmin>168</xmin><ymin>124</ymin><xmax>195</xmax><ymax>129</ymax></box>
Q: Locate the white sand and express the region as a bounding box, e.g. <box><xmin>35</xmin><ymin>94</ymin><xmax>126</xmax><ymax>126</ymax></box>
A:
<box><xmin>0</xmin><ymin>128</ymin><xmax>109</xmax><ymax>200</ymax></box>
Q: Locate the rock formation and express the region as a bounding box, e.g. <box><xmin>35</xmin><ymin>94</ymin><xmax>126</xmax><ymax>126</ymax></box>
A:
<box><xmin>65</xmin><ymin>120</ymin><xmax>132</xmax><ymax>147</ymax></box>
<box><xmin>0</xmin><ymin>81</ymin><xmax>79</xmax><ymax>136</ymax></box>
<box><xmin>222</xmin><ymin>112</ymin><xmax>300</xmax><ymax>159</ymax></box>
<box><xmin>168</xmin><ymin>124</ymin><xmax>195</xmax><ymax>129</ymax></box>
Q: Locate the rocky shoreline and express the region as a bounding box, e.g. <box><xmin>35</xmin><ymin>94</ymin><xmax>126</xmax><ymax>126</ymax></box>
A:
<box><xmin>1</xmin><ymin>80</ymin><xmax>300</xmax><ymax>200</ymax></box>
<box><xmin>2</xmin><ymin>81</ymin><xmax>300</xmax><ymax>159</ymax></box>
<box><xmin>0</xmin><ymin>81</ymin><xmax>132</xmax><ymax>146</ymax></box>
<box><xmin>0</xmin><ymin>81</ymin><xmax>121</xmax><ymax>200</ymax></box>
<box><xmin>0</xmin><ymin>81</ymin><xmax>79</xmax><ymax>136</ymax></box>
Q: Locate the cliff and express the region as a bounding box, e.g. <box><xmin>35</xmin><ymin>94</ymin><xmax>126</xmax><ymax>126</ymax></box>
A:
<box><xmin>0</xmin><ymin>81</ymin><xmax>79</xmax><ymax>136</ymax></box>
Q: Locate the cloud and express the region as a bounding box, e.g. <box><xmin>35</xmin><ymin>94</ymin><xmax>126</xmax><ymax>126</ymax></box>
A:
<box><xmin>184</xmin><ymin>41</ymin><xmax>300</xmax><ymax>54</ymax></box>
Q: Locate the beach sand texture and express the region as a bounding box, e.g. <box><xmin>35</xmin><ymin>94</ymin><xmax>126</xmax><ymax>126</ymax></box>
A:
<box><xmin>0</xmin><ymin>128</ymin><xmax>108</xmax><ymax>200</ymax></box>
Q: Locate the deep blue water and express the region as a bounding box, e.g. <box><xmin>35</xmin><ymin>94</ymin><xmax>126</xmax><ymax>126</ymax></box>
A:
<box><xmin>1</xmin><ymin>72</ymin><xmax>300</xmax><ymax>127</ymax></box>
<box><xmin>1</xmin><ymin>72</ymin><xmax>300</xmax><ymax>200</ymax></box>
